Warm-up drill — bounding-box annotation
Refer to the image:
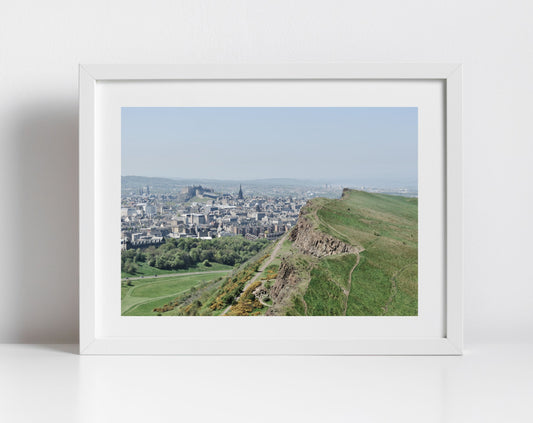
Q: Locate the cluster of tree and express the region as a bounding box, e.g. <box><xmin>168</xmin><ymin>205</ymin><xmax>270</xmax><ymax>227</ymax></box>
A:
<box><xmin>121</xmin><ymin>249</ymin><xmax>146</xmax><ymax>274</ymax></box>
<box><xmin>121</xmin><ymin>237</ymin><xmax>269</xmax><ymax>273</ymax></box>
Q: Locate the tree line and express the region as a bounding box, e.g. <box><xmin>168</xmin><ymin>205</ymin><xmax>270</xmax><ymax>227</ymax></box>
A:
<box><xmin>121</xmin><ymin>236</ymin><xmax>269</xmax><ymax>274</ymax></box>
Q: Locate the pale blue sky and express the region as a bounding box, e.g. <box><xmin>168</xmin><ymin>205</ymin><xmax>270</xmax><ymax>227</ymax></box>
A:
<box><xmin>122</xmin><ymin>107</ymin><xmax>417</xmax><ymax>186</ymax></box>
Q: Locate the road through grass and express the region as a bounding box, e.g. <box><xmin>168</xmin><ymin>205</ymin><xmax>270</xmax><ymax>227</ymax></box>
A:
<box><xmin>122</xmin><ymin>261</ymin><xmax>232</xmax><ymax>279</ymax></box>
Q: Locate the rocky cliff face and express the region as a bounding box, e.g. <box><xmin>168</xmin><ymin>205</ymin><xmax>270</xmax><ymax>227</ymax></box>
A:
<box><xmin>288</xmin><ymin>213</ymin><xmax>361</xmax><ymax>258</ymax></box>
<box><xmin>267</xmin><ymin>258</ymin><xmax>301</xmax><ymax>315</ymax></box>
<box><xmin>267</xmin><ymin>210</ymin><xmax>361</xmax><ymax>314</ymax></box>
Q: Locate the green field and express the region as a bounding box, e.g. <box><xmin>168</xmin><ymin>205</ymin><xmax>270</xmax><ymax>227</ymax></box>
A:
<box><xmin>121</xmin><ymin>270</ymin><xmax>230</xmax><ymax>316</ymax></box>
<box><xmin>121</xmin><ymin>261</ymin><xmax>232</xmax><ymax>279</ymax></box>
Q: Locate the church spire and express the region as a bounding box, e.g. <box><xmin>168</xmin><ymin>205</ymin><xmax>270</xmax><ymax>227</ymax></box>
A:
<box><xmin>238</xmin><ymin>184</ymin><xmax>244</xmax><ymax>200</ymax></box>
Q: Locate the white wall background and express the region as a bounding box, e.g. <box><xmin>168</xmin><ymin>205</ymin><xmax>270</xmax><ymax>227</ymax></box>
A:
<box><xmin>0</xmin><ymin>0</ymin><xmax>531</xmax><ymax>344</ymax></box>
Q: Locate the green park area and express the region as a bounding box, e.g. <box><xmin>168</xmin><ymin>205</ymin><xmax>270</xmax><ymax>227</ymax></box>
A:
<box><xmin>121</xmin><ymin>269</ymin><xmax>231</xmax><ymax>316</ymax></box>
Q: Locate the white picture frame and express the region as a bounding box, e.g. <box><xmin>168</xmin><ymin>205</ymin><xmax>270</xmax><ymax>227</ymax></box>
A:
<box><xmin>79</xmin><ymin>64</ymin><xmax>462</xmax><ymax>355</ymax></box>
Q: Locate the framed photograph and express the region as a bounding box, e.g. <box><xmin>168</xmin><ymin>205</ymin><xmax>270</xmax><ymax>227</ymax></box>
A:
<box><xmin>79</xmin><ymin>64</ymin><xmax>462</xmax><ymax>355</ymax></box>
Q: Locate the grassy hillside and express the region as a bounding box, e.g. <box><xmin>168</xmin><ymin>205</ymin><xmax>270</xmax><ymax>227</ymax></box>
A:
<box><xmin>277</xmin><ymin>189</ymin><xmax>418</xmax><ymax>316</ymax></box>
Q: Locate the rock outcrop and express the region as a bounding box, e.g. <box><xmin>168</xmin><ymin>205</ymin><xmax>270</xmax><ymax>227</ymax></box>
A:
<box><xmin>267</xmin><ymin>209</ymin><xmax>361</xmax><ymax>314</ymax></box>
<box><xmin>288</xmin><ymin>214</ymin><xmax>361</xmax><ymax>258</ymax></box>
<box><xmin>268</xmin><ymin>258</ymin><xmax>300</xmax><ymax>306</ymax></box>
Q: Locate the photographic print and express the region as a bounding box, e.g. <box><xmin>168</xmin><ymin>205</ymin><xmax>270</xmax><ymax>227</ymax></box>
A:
<box><xmin>120</xmin><ymin>107</ymin><xmax>418</xmax><ymax>317</ymax></box>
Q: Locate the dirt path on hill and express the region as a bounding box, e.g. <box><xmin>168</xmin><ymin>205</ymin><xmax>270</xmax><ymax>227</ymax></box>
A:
<box><xmin>242</xmin><ymin>233</ymin><xmax>288</xmax><ymax>293</ymax></box>
<box><xmin>221</xmin><ymin>304</ymin><xmax>232</xmax><ymax>315</ymax></box>
<box><xmin>221</xmin><ymin>233</ymin><xmax>288</xmax><ymax>316</ymax></box>
<box><xmin>311</xmin><ymin>207</ymin><xmax>350</xmax><ymax>243</ymax></box>
<box><xmin>308</xmin><ymin>207</ymin><xmax>366</xmax><ymax>316</ymax></box>
<box><xmin>381</xmin><ymin>264</ymin><xmax>411</xmax><ymax>316</ymax></box>
<box><xmin>343</xmin><ymin>252</ymin><xmax>361</xmax><ymax>316</ymax></box>
<box><xmin>258</xmin><ymin>297</ymin><xmax>271</xmax><ymax>307</ymax></box>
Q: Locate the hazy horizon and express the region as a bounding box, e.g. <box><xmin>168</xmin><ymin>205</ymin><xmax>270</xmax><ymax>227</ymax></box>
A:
<box><xmin>121</xmin><ymin>174</ymin><xmax>415</xmax><ymax>186</ymax></box>
<box><xmin>122</xmin><ymin>107</ymin><xmax>418</xmax><ymax>186</ymax></box>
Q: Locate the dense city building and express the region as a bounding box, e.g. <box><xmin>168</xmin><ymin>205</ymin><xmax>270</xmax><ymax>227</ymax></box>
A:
<box><xmin>121</xmin><ymin>184</ymin><xmax>308</xmax><ymax>250</ymax></box>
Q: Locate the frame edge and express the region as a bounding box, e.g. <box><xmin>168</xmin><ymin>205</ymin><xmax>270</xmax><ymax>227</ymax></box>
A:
<box><xmin>80</xmin><ymin>63</ymin><xmax>462</xmax><ymax>80</ymax></box>
<box><xmin>79</xmin><ymin>65</ymin><xmax>97</xmax><ymax>354</ymax></box>
<box><xmin>445</xmin><ymin>65</ymin><xmax>464</xmax><ymax>354</ymax></box>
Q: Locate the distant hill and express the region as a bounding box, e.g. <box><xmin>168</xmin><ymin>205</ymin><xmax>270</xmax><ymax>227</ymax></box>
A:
<box><xmin>121</xmin><ymin>175</ymin><xmax>417</xmax><ymax>197</ymax></box>
<box><xmin>121</xmin><ymin>175</ymin><xmax>184</xmax><ymax>192</ymax></box>
<box><xmin>121</xmin><ymin>175</ymin><xmax>329</xmax><ymax>196</ymax></box>
<box><xmin>123</xmin><ymin>175</ymin><xmax>323</xmax><ymax>186</ymax></box>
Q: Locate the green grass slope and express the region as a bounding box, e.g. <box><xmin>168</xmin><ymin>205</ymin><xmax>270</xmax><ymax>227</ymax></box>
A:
<box><xmin>121</xmin><ymin>270</ymin><xmax>230</xmax><ymax>316</ymax></box>
<box><xmin>283</xmin><ymin>189</ymin><xmax>418</xmax><ymax>316</ymax></box>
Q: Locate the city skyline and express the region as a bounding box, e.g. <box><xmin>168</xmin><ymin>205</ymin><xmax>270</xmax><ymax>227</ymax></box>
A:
<box><xmin>122</xmin><ymin>107</ymin><xmax>418</xmax><ymax>187</ymax></box>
